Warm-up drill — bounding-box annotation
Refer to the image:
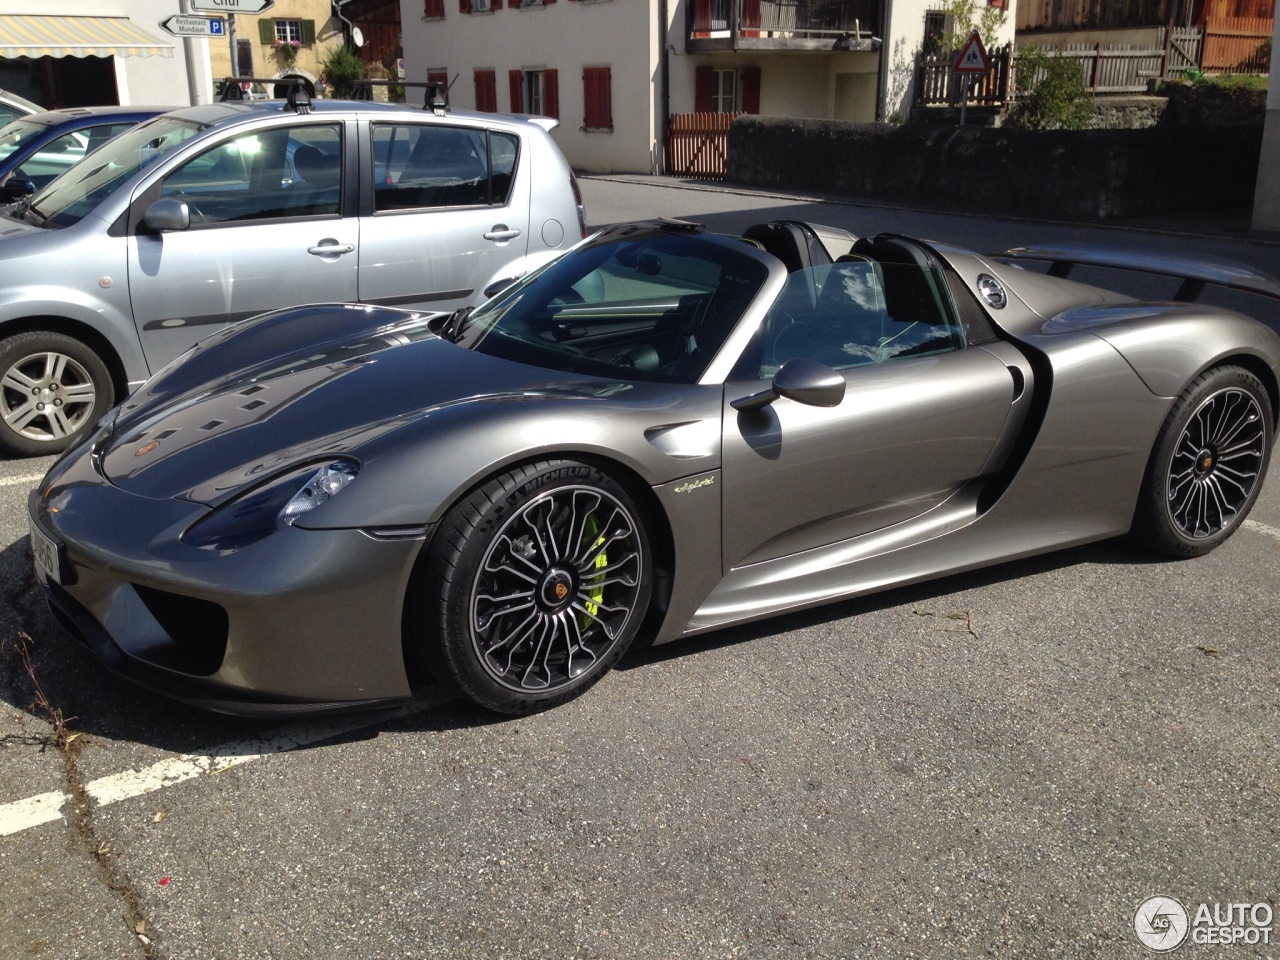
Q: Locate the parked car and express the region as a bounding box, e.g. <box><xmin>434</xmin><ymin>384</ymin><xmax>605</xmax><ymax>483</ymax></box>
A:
<box><xmin>0</xmin><ymin>93</ymin><xmax>585</xmax><ymax>456</ymax></box>
<box><xmin>0</xmin><ymin>106</ymin><xmax>167</xmax><ymax>199</ymax></box>
<box><xmin>28</xmin><ymin>219</ymin><xmax>1279</xmax><ymax>716</ymax></box>
<box><xmin>0</xmin><ymin>87</ymin><xmax>42</xmax><ymax>127</ymax></box>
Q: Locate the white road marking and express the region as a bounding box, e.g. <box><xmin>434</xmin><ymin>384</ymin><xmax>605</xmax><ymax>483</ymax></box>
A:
<box><xmin>0</xmin><ymin>473</ymin><xmax>45</xmax><ymax>489</ymax></box>
<box><xmin>1244</xmin><ymin>518</ymin><xmax>1280</xmax><ymax>541</ymax></box>
<box><xmin>0</xmin><ymin>697</ymin><xmax>441</xmax><ymax>837</ymax></box>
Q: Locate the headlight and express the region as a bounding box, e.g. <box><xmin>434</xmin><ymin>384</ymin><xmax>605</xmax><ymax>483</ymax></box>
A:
<box><xmin>183</xmin><ymin>459</ymin><xmax>359</xmax><ymax>550</ymax></box>
<box><xmin>279</xmin><ymin>461</ymin><xmax>358</xmax><ymax>526</ymax></box>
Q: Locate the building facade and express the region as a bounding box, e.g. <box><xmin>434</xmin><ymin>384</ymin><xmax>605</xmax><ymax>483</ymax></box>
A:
<box><xmin>0</xmin><ymin>0</ymin><xmax>208</xmax><ymax>109</ymax></box>
<box><xmin>398</xmin><ymin>0</ymin><xmax>1017</xmax><ymax>173</ymax></box>
<box><xmin>206</xmin><ymin>0</ymin><xmax>345</xmax><ymax>93</ymax></box>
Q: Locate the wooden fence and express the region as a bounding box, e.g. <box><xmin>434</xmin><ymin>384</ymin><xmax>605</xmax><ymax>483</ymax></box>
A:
<box><xmin>916</xmin><ymin>25</ymin><xmax>1207</xmax><ymax>107</ymax></box>
<box><xmin>1203</xmin><ymin>16</ymin><xmax>1273</xmax><ymax>74</ymax></box>
<box><xmin>666</xmin><ymin>112</ymin><xmax>743</xmax><ymax>179</ymax></box>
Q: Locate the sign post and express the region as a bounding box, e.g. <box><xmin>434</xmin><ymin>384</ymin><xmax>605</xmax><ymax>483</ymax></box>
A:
<box><xmin>952</xmin><ymin>31</ymin><xmax>991</xmax><ymax>127</ymax></box>
<box><xmin>158</xmin><ymin>15</ymin><xmax>228</xmax><ymax>38</ymax></box>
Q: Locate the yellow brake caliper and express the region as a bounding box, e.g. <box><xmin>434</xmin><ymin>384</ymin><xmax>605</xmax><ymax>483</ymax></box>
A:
<box><xmin>582</xmin><ymin>516</ymin><xmax>607</xmax><ymax>625</ymax></box>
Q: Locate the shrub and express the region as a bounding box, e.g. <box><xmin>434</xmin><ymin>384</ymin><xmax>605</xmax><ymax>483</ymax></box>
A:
<box><xmin>1006</xmin><ymin>45</ymin><xmax>1093</xmax><ymax>130</ymax></box>
<box><xmin>320</xmin><ymin>44</ymin><xmax>365</xmax><ymax>99</ymax></box>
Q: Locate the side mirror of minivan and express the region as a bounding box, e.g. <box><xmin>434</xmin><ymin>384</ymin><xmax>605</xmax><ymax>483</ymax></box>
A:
<box><xmin>0</xmin><ymin>178</ymin><xmax>34</xmax><ymax>202</ymax></box>
<box><xmin>142</xmin><ymin>198</ymin><xmax>191</xmax><ymax>232</ymax></box>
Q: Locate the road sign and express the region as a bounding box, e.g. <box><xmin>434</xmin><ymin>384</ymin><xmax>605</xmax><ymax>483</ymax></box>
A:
<box><xmin>190</xmin><ymin>0</ymin><xmax>275</xmax><ymax>14</ymax></box>
<box><xmin>953</xmin><ymin>31</ymin><xmax>991</xmax><ymax>73</ymax></box>
<box><xmin>158</xmin><ymin>15</ymin><xmax>227</xmax><ymax>38</ymax></box>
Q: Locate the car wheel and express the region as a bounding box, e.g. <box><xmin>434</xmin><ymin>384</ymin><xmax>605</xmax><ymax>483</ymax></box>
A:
<box><xmin>410</xmin><ymin>459</ymin><xmax>653</xmax><ymax>714</ymax></box>
<box><xmin>1133</xmin><ymin>365</ymin><xmax>1273</xmax><ymax>558</ymax></box>
<box><xmin>0</xmin><ymin>331</ymin><xmax>113</xmax><ymax>457</ymax></box>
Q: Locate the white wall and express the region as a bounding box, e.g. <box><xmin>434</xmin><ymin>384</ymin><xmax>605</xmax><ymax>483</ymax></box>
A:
<box><xmin>400</xmin><ymin>0</ymin><xmax>658</xmax><ymax>173</ymax></box>
<box><xmin>18</xmin><ymin>0</ymin><xmax>210</xmax><ymax>106</ymax></box>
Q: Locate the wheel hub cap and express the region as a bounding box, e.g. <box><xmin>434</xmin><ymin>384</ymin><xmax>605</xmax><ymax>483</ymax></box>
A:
<box><xmin>1167</xmin><ymin>388</ymin><xmax>1265</xmax><ymax>540</ymax></box>
<box><xmin>1</xmin><ymin>350</ymin><xmax>97</xmax><ymax>443</ymax></box>
<box><xmin>469</xmin><ymin>484</ymin><xmax>644</xmax><ymax>693</ymax></box>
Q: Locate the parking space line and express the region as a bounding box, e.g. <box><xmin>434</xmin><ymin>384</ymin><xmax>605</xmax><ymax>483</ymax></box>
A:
<box><xmin>1244</xmin><ymin>518</ymin><xmax>1280</xmax><ymax>541</ymax></box>
<box><xmin>0</xmin><ymin>474</ymin><xmax>45</xmax><ymax>489</ymax></box>
<box><xmin>0</xmin><ymin>696</ymin><xmax>442</xmax><ymax>837</ymax></box>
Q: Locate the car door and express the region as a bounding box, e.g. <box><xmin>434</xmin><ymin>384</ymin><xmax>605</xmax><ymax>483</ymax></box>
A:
<box><xmin>720</xmin><ymin>256</ymin><xmax>1018</xmax><ymax>569</ymax></box>
<box><xmin>356</xmin><ymin>119</ymin><xmax>530</xmax><ymax>310</ymax></box>
<box><xmin>127</xmin><ymin>119</ymin><xmax>358</xmax><ymax>372</ymax></box>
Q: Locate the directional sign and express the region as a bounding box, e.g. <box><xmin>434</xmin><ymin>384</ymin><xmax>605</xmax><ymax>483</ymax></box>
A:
<box><xmin>953</xmin><ymin>31</ymin><xmax>991</xmax><ymax>73</ymax></box>
<box><xmin>158</xmin><ymin>15</ymin><xmax>227</xmax><ymax>38</ymax></box>
<box><xmin>190</xmin><ymin>0</ymin><xmax>275</xmax><ymax>14</ymax></box>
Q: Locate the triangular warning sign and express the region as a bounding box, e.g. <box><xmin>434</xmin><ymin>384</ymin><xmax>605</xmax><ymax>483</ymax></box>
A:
<box><xmin>953</xmin><ymin>31</ymin><xmax>991</xmax><ymax>73</ymax></box>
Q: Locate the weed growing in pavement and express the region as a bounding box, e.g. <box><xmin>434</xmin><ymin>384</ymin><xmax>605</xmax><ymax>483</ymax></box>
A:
<box><xmin>6</xmin><ymin>631</ymin><xmax>78</xmax><ymax>751</ymax></box>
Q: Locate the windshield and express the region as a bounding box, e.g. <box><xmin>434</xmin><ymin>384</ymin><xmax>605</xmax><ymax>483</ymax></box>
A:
<box><xmin>0</xmin><ymin>119</ymin><xmax>46</xmax><ymax>164</ymax></box>
<box><xmin>453</xmin><ymin>231</ymin><xmax>768</xmax><ymax>384</ymax></box>
<box><xmin>26</xmin><ymin>115</ymin><xmax>204</xmax><ymax>228</ymax></box>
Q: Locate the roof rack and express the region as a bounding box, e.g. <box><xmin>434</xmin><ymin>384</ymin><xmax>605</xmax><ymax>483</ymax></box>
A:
<box><xmin>350</xmin><ymin>80</ymin><xmax>449</xmax><ymax>116</ymax></box>
<box><xmin>216</xmin><ymin>76</ymin><xmax>315</xmax><ymax>114</ymax></box>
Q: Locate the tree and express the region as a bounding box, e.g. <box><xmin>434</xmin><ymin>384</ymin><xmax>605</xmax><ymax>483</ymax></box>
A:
<box><xmin>938</xmin><ymin>0</ymin><xmax>1007</xmax><ymax>51</ymax></box>
<box><xmin>1005</xmin><ymin>45</ymin><xmax>1093</xmax><ymax>130</ymax></box>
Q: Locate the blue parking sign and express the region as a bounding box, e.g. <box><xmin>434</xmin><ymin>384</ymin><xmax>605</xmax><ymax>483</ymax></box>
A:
<box><xmin>209</xmin><ymin>19</ymin><xmax>225</xmax><ymax>36</ymax></box>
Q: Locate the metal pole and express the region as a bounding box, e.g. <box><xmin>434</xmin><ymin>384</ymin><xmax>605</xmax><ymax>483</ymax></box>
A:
<box><xmin>229</xmin><ymin>15</ymin><xmax>239</xmax><ymax>79</ymax></box>
<box><xmin>178</xmin><ymin>0</ymin><xmax>203</xmax><ymax>105</ymax></box>
<box><xmin>960</xmin><ymin>74</ymin><xmax>969</xmax><ymax>125</ymax></box>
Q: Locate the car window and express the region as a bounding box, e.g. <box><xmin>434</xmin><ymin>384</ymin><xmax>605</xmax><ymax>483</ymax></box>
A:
<box><xmin>160</xmin><ymin>123</ymin><xmax>342</xmax><ymax>225</ymax></box>
<box><xmin>34</xmin><ymin>116</ymin><xmax>204</xmax><ymax>229</ymax></box>
<box><xmin>750</xmin><ymin>257</ymin><xmax>965</xmax><ymax>378</ymax></box>
<box><xmin>0</xmin><ymin>119</ymin><xmax>44</xmax><ymax>164</ymax></box>
<box><xmin>18</xmin><ymin>130</ymin><xmax>89</xmax><ymax>189</ymax></box>
<box><xmin>372</xmin><ymin>123</ymin><xmax>517</xmax><ymax>211</ymax></box>
<box><xmin>456</xmin><ymin>231</ymin><xmax>768</xmax><ymax>384</ymax></box>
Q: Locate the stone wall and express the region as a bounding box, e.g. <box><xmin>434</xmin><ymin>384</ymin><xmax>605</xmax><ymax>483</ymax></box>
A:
<box><xmin>725</xmin><ymin>117</ymin><xmax>1263</xmax><ymax>221</ymax></box>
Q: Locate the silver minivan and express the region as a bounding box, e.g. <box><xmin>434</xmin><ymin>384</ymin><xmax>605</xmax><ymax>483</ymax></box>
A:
<box><xmin>0</xmin><ymin>95</ymin><xmax>586</xmax><ymax>455</ymax></box>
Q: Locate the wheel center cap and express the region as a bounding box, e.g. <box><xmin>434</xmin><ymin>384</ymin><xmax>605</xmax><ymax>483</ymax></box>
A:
<box><xmin>1196</xmin><ymin>447</ymin><xmax>1216</xmax><ymax>475</ymax></box>
<box><xmin>539</xmin><ymin>568</ymin><xmax>576</xmax><ymax>609</ymax></box>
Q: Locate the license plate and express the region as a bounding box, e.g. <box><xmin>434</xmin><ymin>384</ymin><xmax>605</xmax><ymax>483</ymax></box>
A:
<box><xmin>29</xmin><ymin>517</ymin><xmax>61</xmax><ymax>585</ymax></box>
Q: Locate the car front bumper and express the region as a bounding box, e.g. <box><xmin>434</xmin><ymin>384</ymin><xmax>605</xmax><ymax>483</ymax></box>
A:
<box><xmin>28</xmin><ymin>451</ymin><xmax>423</xmax><ymax>717</ymax></box>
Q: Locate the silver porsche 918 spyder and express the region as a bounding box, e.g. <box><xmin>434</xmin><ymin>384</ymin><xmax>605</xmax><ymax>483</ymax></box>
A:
<box><xmin>27</xmin><ymin>219</ymin><xmax>1280</xmax><ymax>715</ymax></box>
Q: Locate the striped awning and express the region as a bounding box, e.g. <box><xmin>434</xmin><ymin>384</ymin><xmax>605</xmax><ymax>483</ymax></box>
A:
<box><xmin>0</xmin><ymin>15</ymin><xmax>174</xmax><ymax>59</ymax></box>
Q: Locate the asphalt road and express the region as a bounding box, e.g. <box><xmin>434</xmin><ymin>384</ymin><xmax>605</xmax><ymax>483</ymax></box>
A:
<box><xmin>1</xmin><ymin>179</ymin><xmax>1278</xmax><ymax>959</ymax></box>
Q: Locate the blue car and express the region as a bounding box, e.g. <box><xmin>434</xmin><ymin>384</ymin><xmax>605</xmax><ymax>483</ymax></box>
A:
<box><xmin>0</xmin><ymin>106</ymin><xmax>170</xmax><ymax>199</ymax></box>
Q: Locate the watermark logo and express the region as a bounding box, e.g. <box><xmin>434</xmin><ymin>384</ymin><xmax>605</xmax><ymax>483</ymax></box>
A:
<box><xmin>1135</xmin><ymin>896</ymin><xmax>1190</xmax><ymax>952</ymax></box>
<box><xmin>1134</xmin><ymin>897</ymin><xmax>1275</xmax><ymax>951</ymax></box>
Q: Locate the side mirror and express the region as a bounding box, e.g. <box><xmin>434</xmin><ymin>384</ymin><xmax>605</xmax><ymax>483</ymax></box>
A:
<box><xmin>731</xmin><ymin>357</ymin><xmax>846</xmax><ymax>412</ymax></box>
<box><xmin>0</xmin><ymin>177</ymin><xmax>34</xmax><ymax>202</ymax></box>
<box><xmin>142</xmin><ymin>197</ymin><xmax>190</xmax><ymax>232</ymax></box>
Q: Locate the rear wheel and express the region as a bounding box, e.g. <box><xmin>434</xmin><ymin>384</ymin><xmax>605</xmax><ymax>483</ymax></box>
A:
<box><xmin>1133</xmin><ymin>365</ymin><xmax>1272</xmax><ymax>557</ymax></box>
<box><xmin>0</xmin><ymin>331</ymin><xmax>113</xmax><ymax>457</ymax></box>
<box><xmin>409</xmin><ymin>460</ymin><xmax>653</xmax><ymax>714</ymax></box>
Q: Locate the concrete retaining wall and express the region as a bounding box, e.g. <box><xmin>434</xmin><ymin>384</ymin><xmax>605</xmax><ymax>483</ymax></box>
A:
<box><xmin>725</xmin><ymin>117</ymin><xmax>1263</xmax><ymax>221</ymax></box>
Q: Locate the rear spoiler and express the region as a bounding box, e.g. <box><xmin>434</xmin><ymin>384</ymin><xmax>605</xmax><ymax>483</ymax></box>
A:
<box><xmin>996</xmin><ymin>243</ymin><xmax>1280</xmax><ymax>303</ymax></box>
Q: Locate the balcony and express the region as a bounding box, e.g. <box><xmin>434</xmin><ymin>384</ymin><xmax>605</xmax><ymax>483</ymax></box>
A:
<box><xmin>686</xmin><ymin>0</ymin><xmax>882</xmax><ymax>53</ymax></box>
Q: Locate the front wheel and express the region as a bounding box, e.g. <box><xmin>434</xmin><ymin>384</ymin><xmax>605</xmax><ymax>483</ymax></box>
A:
<box><xmin>0</xmin><ymin>331</ymin><xmax>114</xmax><ymax>457</ymax></box>
<box><xmin>1132</xmin><ymin>365</ymin><xmax>1273</xmax><ymax>558</ymax></box>
<box><xmin>408</xmin><ymin>460</ymin><xmax>653</xmax><ymax>714</ymax></box>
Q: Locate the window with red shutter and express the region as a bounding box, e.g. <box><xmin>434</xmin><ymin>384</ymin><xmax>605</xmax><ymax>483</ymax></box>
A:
<box><xmin>474</xmin><ymin>69</ymin><xmax>497</xmax><ymax>111</ymax></box>
<box><xmin>543</xmin><ymin>68</ymin><xmax>558</xmax><ymax>120</ymax></box>
<box><xmin>694</xmin><ymin>65</ymin><xmax>714</xmax><ymax>113</ymax></box>
<box><xmin>509</xmin><ymin>70</ymin><xmax>523</xmax><ymax>112</ymax></box>
<box><xmin>741</xmin><ymin>66</ymin><xmax>761</xmax><ymax>114</ymax></box>
<box><xmin>424</xmin><ymin>0</ymin><xmax>445</xmax><ymax>17</ymax></box>
<box><xmin>582</xmin><ymin>66</ymin><xmax>611</xmax><ymax>130</ymax></box>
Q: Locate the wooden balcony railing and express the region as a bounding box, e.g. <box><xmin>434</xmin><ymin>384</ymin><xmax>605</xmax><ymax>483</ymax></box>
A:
<box><xmin>688</xmin><ymin>0</ymin><xmax>880</xmax><ymax>49</ymax></box>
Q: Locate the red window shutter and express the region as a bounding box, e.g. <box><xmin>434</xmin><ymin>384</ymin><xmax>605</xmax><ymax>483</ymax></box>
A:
<box><xmin>693</xmin><ymin>0</ymin><xmax>711</xmax><ymax>36</ymax></box>
<box><xmin>583</xmin><ymin>66</ymin><xmax>610</xmax><ymax>128</ymax></box>
<box><xmin>509</xmin><ymin>69</ymin><xmax>523</xmax><ymax>112</ymax></box>
<box><xmin>544</xmin><ymin>0</ymin><xmax>556</xmax><ymax>4</ymax></box>
<box><xmin>460</xmin><ymin>0</ymin><xmax>469</xmax><ymax>12</ymax></box>
<box><xmin>543</xmin><ymin>68</ymin><xmax>558</xmax><ymax>119</ymax></box>
<box><xmin>695</xmin><ymin>66</ymin><xmax>714</xmax><ymax>113</ymax></box>
<box><xmin>741</xmin><ymin>66</ymin><xmax>761</xmax><ymax>114</ymax></box>
<box><xmin>475</xmin><ymin>69</ymin><xmax>496</xmax><ymax>111</ymax></box>
<box><xmin>743</xmin><ymin>0</ymin><xmax>761</xmax><ymax>36</ymax></box>
<box><xmin>424</xmin><ymin>0</ymin><xmax>444</xmax><ymax>17</ymax></box>
<box><xmin>508</xmin><ymin>0</ymin><xmax>518</xmax><ymax>8</ymax></box>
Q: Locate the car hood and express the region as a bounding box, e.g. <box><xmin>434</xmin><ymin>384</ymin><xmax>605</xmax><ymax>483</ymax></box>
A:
<box><xmin>100</xmin><ymin>313</ymin><xmax>602</xmax><ymax>504</ymax></box>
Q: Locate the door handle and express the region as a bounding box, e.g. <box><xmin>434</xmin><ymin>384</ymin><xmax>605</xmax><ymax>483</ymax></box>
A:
<box><xmin>483</xmin><ymin>225</ymin><xmax>522</xmax><ymax>243</ymax></box>
<box><xmin>308</xmin><ymin>241</ymin><xmax>355</xmax><ymax>257</ymax></box>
